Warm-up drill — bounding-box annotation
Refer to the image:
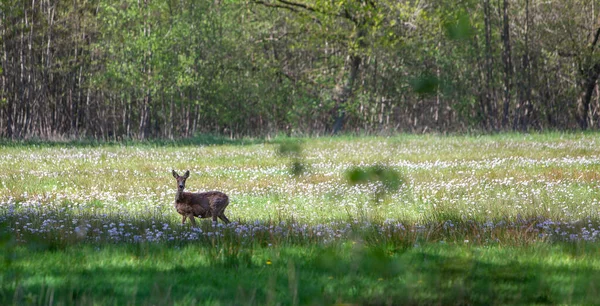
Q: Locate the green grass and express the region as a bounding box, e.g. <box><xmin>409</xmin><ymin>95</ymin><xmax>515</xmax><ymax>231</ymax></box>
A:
<box><xmin>4</xmin><ymin>242</ymin><xmax>600</xmax><ymax>305</ymax></box>
<box><xmin>2</xmin><ymin>132</ymin><xmax>600</xmax><ymax>304</ymax></box>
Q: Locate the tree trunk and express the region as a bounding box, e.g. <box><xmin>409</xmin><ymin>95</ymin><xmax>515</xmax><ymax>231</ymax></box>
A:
<box><xmin>516</xmin><ymin>0</ymin><xmax>533</xmax><ymax>131</ymax></box>
<box><xmin>332</xmin><ymin>27</ymin><xmax>365</xmax><ymax>135</ymax></box>
<box><xmin>501</xmin><ymin>0</ymin><xmax>512</xmax><ymax>129</ymax></box>
<box><xmin>483</xmin><ymin>0</ymin><xmax>497</xmax><ymax>130</ymax></box>
<box><xmin>577</xmin><ymin>62</ymin><xmax>600</xmax><ymax>130</ymax></box>
<box><xmin>332</xmin><ymin>53</ymin><xmax>361</xmax><ymax>134</ymax></box>
<box><xmin>577</xmin><ymin>26</ymin><xmax>600</xmax><ymax>130</ymax></box>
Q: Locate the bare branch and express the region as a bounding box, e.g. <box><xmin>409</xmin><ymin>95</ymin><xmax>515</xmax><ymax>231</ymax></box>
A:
<box><xmin>252</xmin><ymin>0</ymin><xmax>358</xmax><ymax>24</ymax></box>
<box><xmin>276</xmin><ymin>0</ymin><xmax>318</xmax><ymax>13</ymax></box>
<box><xmin>591</xmin><ymin>26</ymin><xmax>600</xmax><ymax>52</ymax></box>
<box><xmin>251</xmin><ymin>0</ymin><xmax>299</xmax><ymax>13</ymax></box>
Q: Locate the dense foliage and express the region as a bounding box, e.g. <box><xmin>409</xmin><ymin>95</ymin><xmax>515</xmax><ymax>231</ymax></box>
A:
<box><xmin>1</xmin><ymin>0</ymin><xmax>599</xmax><ymax>139</ymax></box>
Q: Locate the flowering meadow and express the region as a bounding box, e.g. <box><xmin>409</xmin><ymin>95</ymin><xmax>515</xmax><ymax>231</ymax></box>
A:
<box><xmin>2</xmin><ymin>133</ymin><xmax>600</xmax><ymax>304</ymax></box>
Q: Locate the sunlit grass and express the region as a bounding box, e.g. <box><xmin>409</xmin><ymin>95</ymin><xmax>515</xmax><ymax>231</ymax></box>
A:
<box><xmin>3</xmin><ymin>133</ymin><xmax>600</xmax><ymax>233</ymax></box>
<box><xmin>2</xmin><ymin>133</ymin><xmax>600</xmax><ymax>304</ymax></box>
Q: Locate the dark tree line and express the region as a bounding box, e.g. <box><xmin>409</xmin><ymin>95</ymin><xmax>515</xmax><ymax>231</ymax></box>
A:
<box><xmin>1</xmin><ymin>0</ymin><xmax>599</xmax><ymax>140</ymax></box>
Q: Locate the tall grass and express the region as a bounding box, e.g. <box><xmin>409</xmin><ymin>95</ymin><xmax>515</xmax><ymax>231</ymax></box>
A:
<box><xmin>2</xmin><ymin>133</ymin><xmax>600</xmax><ymax>304</ymax></box>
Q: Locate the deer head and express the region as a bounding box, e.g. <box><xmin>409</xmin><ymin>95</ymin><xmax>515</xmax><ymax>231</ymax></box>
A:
<box><xmin>172</xmin><ymin>170</ymin><xmax>190</xmax><ymax>192</ymax></box>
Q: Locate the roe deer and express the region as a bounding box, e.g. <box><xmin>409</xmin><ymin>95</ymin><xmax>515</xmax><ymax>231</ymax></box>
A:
<box><xmin>172</xmin><ymin>170</ymin><xmax>230</xmax><ymax>226</ymax></box>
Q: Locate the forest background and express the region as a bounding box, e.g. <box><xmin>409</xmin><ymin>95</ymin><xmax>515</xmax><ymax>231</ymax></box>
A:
<box><xmin>1</xmin><ymin>0</ymin><xmax>599</xmax><ymax>139</ymax></box>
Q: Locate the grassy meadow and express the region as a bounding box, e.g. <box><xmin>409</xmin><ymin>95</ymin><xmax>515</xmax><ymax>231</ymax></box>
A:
<box><xmin>2</xmin><ymin>133</ymin><xmax>600</xmax><ymax>305</ymax></box>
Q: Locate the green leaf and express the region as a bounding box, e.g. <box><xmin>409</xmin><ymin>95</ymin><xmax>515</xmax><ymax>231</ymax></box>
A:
<box><xmin>410</xmin><ymin>74</ymin><xmax>439</xmax><ymax>95</ymax></box>
<box><xmin>277</xmin><ymin>140</ymin><xmax>303</xmax><ymax>157</ymax></box>
<box><xmin>346</xmin><ymin>167</ymin><xmax>370</xmax><ymax>184</ymax></box>
<box><xmin>443</xmin><ymin>12</ymin><xmax>473</xmax><ymax>41</ymax></box>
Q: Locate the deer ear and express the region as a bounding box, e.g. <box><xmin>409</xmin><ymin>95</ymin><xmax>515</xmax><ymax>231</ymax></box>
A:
<box><xmin>172</xmin><ymin>170</ymin><xmax>179</xmax><ymax>179</ymax></box>
<box><xmin>183</xmin><ymin>170</ymin><xmax>190</xmax><ymax>178</ymax></box>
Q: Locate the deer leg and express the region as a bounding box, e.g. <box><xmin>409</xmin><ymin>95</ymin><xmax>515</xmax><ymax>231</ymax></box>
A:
<box><xmin>181</xmin><ymin>215</ymin><xmax>187</xmax><ymax>224</ymax></box>
<box><xmin>212</xmin><ymin>214</ymin><xmax>218</xmax><ymax>225</ymax></box>
<box><xmin>219</xmin><ymin>214</ymin><xmax>230</xmax><ymax>224</ymax></box>
<box><xmin>188</xmin><ymin>215</ymin><xmax>197</xmax><ymax>227</ymax></box>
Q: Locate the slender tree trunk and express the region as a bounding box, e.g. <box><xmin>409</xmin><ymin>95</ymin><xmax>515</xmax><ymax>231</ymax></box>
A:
<box><xmin>138</xmin><ymin>0</ymin><xmax>152</xmax><ymax>139</ymax></box>
<box><xmin>501</xmin><ymin>0</ymin><xmax>512</xmax><ymax>129</ymax></box>
<box><xmin>2</xmin><ymin>13</ymin><xmax>13</xmax><ymax>138</ymax></box>
<box><xmin>483</xmin><ymin>0</ymin><xmax>496</xmax><ymax>130</ymax></box>
<box><xmin>169</xmin><ymin>95</ymin><xmax>174</xmax><ymax>138</ymax></box>
<box><xmin>522</xmin><ymin>0</ymin><xmax>534</xmax><ymax>131</ymax></box>
<box><xmin>125</xmin><ymin>99</ymin><xmax>131</xmax><ymax>138</ymax></box>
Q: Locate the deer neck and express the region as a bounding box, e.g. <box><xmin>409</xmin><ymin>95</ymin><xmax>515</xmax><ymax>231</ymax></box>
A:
<box><xmin>175</xmin><ymin>189</ymin><xmax>185</xmax><ymax>202</ymax></box>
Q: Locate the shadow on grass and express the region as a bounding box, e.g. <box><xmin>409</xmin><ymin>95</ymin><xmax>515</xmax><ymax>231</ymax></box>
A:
<box><xmin>3</xmin><ymin>242</ymin><xmax>600</xmax><ymax>305</ymax></box>
<box><xmin>3</xmin><ymin>206</ymin><xmax>600</xmax><ymax>304</ymax></box>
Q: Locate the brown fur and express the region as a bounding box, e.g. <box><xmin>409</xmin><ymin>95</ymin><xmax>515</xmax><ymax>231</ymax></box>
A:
<box><xmin>172</xmin><ymin>170</ymin><xmax>230</xmax><ymax>226</ymax></box>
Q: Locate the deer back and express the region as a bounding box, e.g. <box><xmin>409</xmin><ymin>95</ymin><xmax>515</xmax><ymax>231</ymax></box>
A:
<box><xmin>176</xmin><ymin>191</ymin><xmax>228</xmax><ymax>217</ymax></box>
